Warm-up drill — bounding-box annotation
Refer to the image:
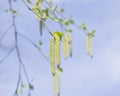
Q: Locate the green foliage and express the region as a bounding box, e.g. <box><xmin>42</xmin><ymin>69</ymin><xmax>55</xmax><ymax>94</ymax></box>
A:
<box><xmin>36</xmin><ymin>0</ymin><xmax>41</xmax><ymax>6</ymax></box>
<box><xmin>2</xmin><ymin>0</ymin><xmax>96</xmax><ymax>96</ymax></box>
<box><xmin>81</xmin><ymin>23</ymin><xmax>87</xmax><ymax>30</ymax></box>
<box><xmin>89</xmin><ymin>30</ymin><xmax>96</xmax><ymax>37</ymax></box>
<box><xmin>63</xmin><ymin>18</ymin><xmax>74</xmax><ymax>26</ymax></box>
<box><xmin>29</xmin><ymin>84</ymin><xmax>34</xmax><ymax>90</ymax></box>
<box><xmin>42</xmin><ymin>8</ymin><xmax>49</xmax><ymax>18</ymax></box>
<box><xmin>54</xmin><ymin>31</ymin><xmax>64</xmax><ymax>40</ymax></box>
<box><xmin>67</xmin><ymin>28</ymin><xmax>72</xmax><ymax>32</ymax></box>
<box><xmin>50</xmin><ymin>17</ymin><xmax>63</xmax><ymax>23</ymax></box>
<box><xmin>60</xmin><ymin>8</ymin><xmax>64</xmax><ymax>13</ymax></box>
<box><xmin>21</xmin><ymin>83</ymin><xmax>26</xmax><ymax>88</ymax></box>
<box><xmin>11</xmin><ymin>9</ymin><xmax>17</xmax><ymax>14</ymax></box>
<box><xmin>52</xmin><ymin>5</ymin><xmax>58</xmax><ymax>13</ymax></box>
<box><xmin>26</xmin><ymin>0</ymin><xmax>32</xmax><ymax>4</ymax></box>
<box><xmin>32</xmin><ymin>6</ymin><xmax>41</xmax><ymax>15</ymax></box>
<box><xmin>58</xmin><ymin>67</ymin><xmax>63</xmax><ymax>72</ymax></box>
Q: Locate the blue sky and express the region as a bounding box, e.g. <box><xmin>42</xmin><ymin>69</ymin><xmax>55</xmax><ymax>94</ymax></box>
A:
<box><xmin>0</xmin><ymin>0</ymin><xmax>120</xmax><ymax>96</ymax></box>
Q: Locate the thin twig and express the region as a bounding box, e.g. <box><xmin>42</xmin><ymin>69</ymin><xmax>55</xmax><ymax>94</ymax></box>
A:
<box><xmin>21</xmin><ymin>0</ymin><xmax>53</xmax><ymax>36</ymax></box>
<box><xmin>17</xmin><ymin>32</ymin><xmax>50</xmax><ymax>63</ymax></box>
<box><xmin>45</xmin><ymin>0</ymin><xmax>88</xmax><ymax>35</ymax></box>
<box><xmin>0</xmin><ymin>24</ymin><xmax>13</xmax><ymax>43</ymax></box>
<box><xmin>8</xmin><ymin>0</ymin><xmax>30</xmax><ymax>96</ymax></box>
<box><xmin>0</xmin><ymin>45</ymin><xmax>15</xmax><ymax>64</ymax></box>
<box><xmin>8</xmin><ymin>0</ymin><xmax>22</xmax><ymax>96</ymax></box>
<box><xmin>13</xmin><ymin>62</ymin><xmax>21</xmax><ymax>96</ymax></box>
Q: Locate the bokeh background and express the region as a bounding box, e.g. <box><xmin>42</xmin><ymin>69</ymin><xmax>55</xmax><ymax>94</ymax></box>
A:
<box><xmin>0</xmin><ymin>0</ymin><xmax>120</xmax><ymax>96</ymax></box>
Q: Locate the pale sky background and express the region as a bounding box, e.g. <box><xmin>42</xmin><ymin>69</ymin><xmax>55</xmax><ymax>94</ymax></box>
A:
<box><xmin>0</xmin><ymin>0</ymin><xmax>120</xmax><ymax>96</ymax></box>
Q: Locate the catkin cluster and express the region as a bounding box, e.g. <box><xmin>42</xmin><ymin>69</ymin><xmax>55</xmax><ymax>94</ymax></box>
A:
<box><xmin>50</xmin><ymin>33</ymin><xmax>61</xmax><ymax>96</ymax></box>
<box><xmin>86</xmin><ymin>34</ymin><xmax>93</xmax><ymax>58</ymax></box>
<box><xmin>50</xmin><ymin>32</ymin><xmax>73</xmax><ymax>96</ymax></box>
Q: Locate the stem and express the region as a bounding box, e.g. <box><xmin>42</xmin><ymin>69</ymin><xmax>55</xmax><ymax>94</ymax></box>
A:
<box><xmin>17</xmin><ymin>32</ymin><xmax>50</xmax><ymax>63</ymax></box>
<box><xmin>0</xmin><ymin>45</ymin><xmax>15</xmax><ymax>64</ymax></box>
<box><xmin>21</xmin><ymin>0</ymin><xmax>53</xmax><ymax>36</ymax></box>
<box><xmin>8</xmin><ymin>0</ymin><xmax>30</xmax><ymax>95</ymax></box>
<box><xmin>0</xmin><ymin>24</ymin><xmax>13</xmax><ymax>43</ymax></box>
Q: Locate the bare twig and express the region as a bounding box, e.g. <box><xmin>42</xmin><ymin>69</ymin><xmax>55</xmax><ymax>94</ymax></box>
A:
<box><xmin>17</xmin><ymin>32</ymin><xmax>50</xmax><ymax>63</ymax></box>
<box><xmin>21</xmin><ymin>0</ymin><xmax>53</xmax><ymax>36</ymax></box>
<box><xmin>0</xmin><ymin>24</ymin><xmax>13</xmax><ymax>43</ymax></box>
<box><xmin>45</xmin><ymin>0</ymin><xmax>88</xmax><ymax>35</ymax></box>
<box><xmin>8</xmin><ymin>0</ymin><xmax>30</xmax><ymax>96</ymax></box>
<box><xmin>0</xmin><ymin>45</ymin><xmax>15</xmax><ymax>64</ymax></box>
<box><xmin>13</xmin><ymin>62</ymin><xmax>21</xmax><ymax>96</ymax></box>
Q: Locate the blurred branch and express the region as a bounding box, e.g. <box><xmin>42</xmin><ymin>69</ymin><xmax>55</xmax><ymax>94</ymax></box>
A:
<box><xmin>21</xmin><ymin>0</ymin><xmax>53</xmax><ymax>36</ymax></box>
<box><xmin>45</xmin><ymin>0</ymin><xmax>88</xmax><ymax>35</ymax></box>
<box><xmin>17</xmin><ymin>32</ymin><xmax>50</xmax><ymax>64</ymax></box>
<box><xmin>13</xmin><ymin>62</ymin><xmax>21</xmax><ymax>96</ymax></box>
<box><xmin>0</xmin><ymin>45</ymin><xmax>15</xmax><ymax>64</ymax></box>
<box><xmin>8</xmin><ymin>0</ymin><xmax>30</xmax><ymax>95</ymax></box>
<box><xmin>0</xmin><ymin>24</ymin><xmax>13</xmax><ymax>43</ymax></box>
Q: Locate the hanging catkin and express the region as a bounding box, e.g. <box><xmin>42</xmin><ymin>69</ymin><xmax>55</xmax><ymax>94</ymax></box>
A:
<box><xmin>89</xmin><ymin>35</ymin><xmax>93</xmax><ymax>58</ymax></box>
<box><xmin>55</xmin><ymin>34</ymin><xmax>60</xmax><ymax>68</ymax></box>
<box><xmin>86</xmin><ymin>34</ymin><xmax>93</xmax><ymax>58</ymax></box>
<box><xmin>52</xmin><ymin>71</ymin><xmax>60</xmax><ymax>96</ymax></box>
<box><xmin>56</xmin><ymin>71</ymin><xmax>60</xmax><ymax>96</ymax></box>
<box><xmin>67</xmin><ymin>32</ymin><xmax>72</xmax><ymax>57</ymax></box>
<box><xmin>63</xmin><ymin>35</ymin><xmax>69</xmax><ymax>59</ymax></box>
<box><xmin>86</xmin><ymin>34</ymin><xmax>90</xmax><ymax>55</ymax></box>
<box><xmin>52</xmin><ymin>74</ymin><xmax>57</xmax><ymax>96</ymax></box>
<box><xmin>50</xmin><ymin>36</ymin><xmax>55</xmax><ymax>76</ymax></box>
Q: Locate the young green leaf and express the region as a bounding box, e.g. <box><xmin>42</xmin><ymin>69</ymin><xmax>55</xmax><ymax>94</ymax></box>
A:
<box><xmin>42</xmin><ymin>8</ymin><xmax>49</xmax><ymax>17</ymax></box>
<box><xmin>90</xmin><ymin>30</ymin><xmax>96</xmax><ymax>37</ymax></box>
<box><xmin>54</xmin><ymin>31</ymin><xmax>64</xmax><ymax>40</ymax></box>
<box><xmin>58</xmin><ymin>67</ymin><xmax>63</xmax><ymax>72</ymax></box>
<box><xmin>21</xmin><ymin>83</ymin><xmax>26</xmax><ymax>88</ymax></box>
<box><xmin>27</xmin><ymin>0</ymin><xmax>32</xmax><ymax>4</ymax></box>
<box><xmin>60</xmin><ymin>8</ymin><xmax>64</xmax><ymax>13</ymax></box>
<box><xmin>29</xmin><ymin>84</ymin><xmax>34</xmax><ymax>90</ymax></box>
<box><xmin>82</xmin><ymin>23</ymin><xmax>87</xmax><ymax>30</ymax></box>
<box><xmin>63</xmin><ymin>19</ymin><xmax>74</xmax><ymax>26</ymax></box>
<box><xmin>36</xmin><ymin>0</ymin><xmax>41</xmax><ymax>6</ymax></box>
<box><xmin>38</xmin><ymin>40</ymin><xmax>42</xmax><ymax>46</ymax></box>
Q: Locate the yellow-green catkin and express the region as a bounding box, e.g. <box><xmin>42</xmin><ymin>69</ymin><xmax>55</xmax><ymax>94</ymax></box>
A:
<box><xmin>63</xmin><ymin>35</ymin><xmax>69</xmax><ymax>59</ymax></box>
<box><xmin>86</xmin><ymin>34</ymin><xmax>93</xmax><ymax>58</ymax></box>
<box><xmin>55</xmin><ymin>34</ymin><xmax>60</xmax><ymax>68</ymax></box>
<box><xmin>52</xmin><ymin>75</ymin><xmax>57</xmax><ymax>96</ymax></box>
<box><xmin>56</xmin><ymin>71</ymin><xmax>60</xmax><ymax>96</ymax></box>
<box><xmin>50</xmin><ymin>36</ymin><xmax>55</xmax><ymax>76</ymax></box>
<box><xmin>89</xmin><ymin>35</ymin><xmax>93</xmax><ymax>58</ymax></box>
<box><xmin>86</xmin><ymin>35</ymin><xmax>90</xmax><ymax>55</ymax></box>
<box><xmin>67</xmin><ymin>32</ymin><xmax>72</xmax><ymax>57</ymax></box>
<box><xmin>52</xmin><ymin>71</ymin><xmax>60</xmax><ymax>96</ymax></box>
